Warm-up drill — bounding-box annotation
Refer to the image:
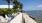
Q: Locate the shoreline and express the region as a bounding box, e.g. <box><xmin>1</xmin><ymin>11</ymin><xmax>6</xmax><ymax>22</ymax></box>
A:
<box><xmin>9</xmin><ymin>13</ymin><xmax>37</xmax><ymax>23</ymax></box>
<box><xmin>0</xmin><ymin>13</ymin><xmax>37</xmax><ymax>23</ymax></box>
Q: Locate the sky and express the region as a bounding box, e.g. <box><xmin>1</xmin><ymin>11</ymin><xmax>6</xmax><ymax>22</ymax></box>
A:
<box><xmin>0</xmin><ymin>0</ymin><xmax>42</xmax><ymax>11</ymax></box>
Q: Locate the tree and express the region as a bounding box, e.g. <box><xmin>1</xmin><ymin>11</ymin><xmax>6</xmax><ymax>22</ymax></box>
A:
<box><xmin>3</xmin><ymin>0</ymin><xmax>10</xmax><ymax>8</ymax></box>
<box><xmin>0</xmin><ymin>8</ymin><xmax>4</xmax><ymax>14</ymax></box>
<box><xmin>2</xmin><ymin>0</ymin><xmax>23</xmax><ymax>14</ymax></box>
<box><xmin>11</xmin><ymin>0</ymin><xmax>23</xmax><ymax>9</ymax></box>
<box><xmin>6</xmin><ymin>0</ymin><xmax>10</xmax><ymax>8</ymax></box>
<box><xmin>19</xmin><ymin>3</ymin><xmax>23</xmax><ymax>10</ymax></box>
<box><xmin>11</xmin><ymin>0</ymin><xmax>23</xmax><ymax>13</ymax></box>
<box><xmin>3</xmin><ymin>0</ymin><xmax>11</xmax><ymax>14</ymax></box>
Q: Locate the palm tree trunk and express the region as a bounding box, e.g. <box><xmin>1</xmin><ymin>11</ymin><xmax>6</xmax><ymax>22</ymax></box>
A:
<box><xmin>8</xmin><ymin>3</ymin><xmax>10</xmax><ymax>14</ymax></box>
<box><xmin>8</xmin><ymin>3</ymin><xmax>10</xmax><ymax>9</ymax></box>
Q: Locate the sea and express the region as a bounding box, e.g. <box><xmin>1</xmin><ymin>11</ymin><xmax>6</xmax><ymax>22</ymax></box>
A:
<box><xmin>25</xmin><ymin>10</ymin><xmax>42</xmax><ymax>23</ymax></box>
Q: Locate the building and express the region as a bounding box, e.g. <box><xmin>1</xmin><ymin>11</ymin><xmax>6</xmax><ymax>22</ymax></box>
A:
<box><xmin>0</xmin><ymin>5</ymin><xmax>13</xmax><ymax>8</ymax></box>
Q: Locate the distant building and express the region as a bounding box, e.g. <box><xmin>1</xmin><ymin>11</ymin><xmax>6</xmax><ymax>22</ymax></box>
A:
<box><xmin>0</xmin><ymin>5</ymin><xmax>13</xmax><ymax>8</ymax></box>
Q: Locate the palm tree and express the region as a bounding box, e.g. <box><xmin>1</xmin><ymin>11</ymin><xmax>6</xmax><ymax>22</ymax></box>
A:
<box><xmin>19</xmin><ymin>3</ymin><xmax>23</xmax><ymax>10</ymax></box>
<box><xmin>11</xmin><ymin>0</ymin><xmax>23</xmax><ymax>13</ymax></box>
<box><xmin>3</xmin><ymin>0</ymin><xmax>10</xmax><ymax>8</ymax></box>
<box><xmin>3</xmin><ymin>0</ymin><xmax>11</xmax><ymax>14</ymax></box>
<box><xmin>11</xmin><ymin>0</ymin><xmax>23</xmax><ymax>9</ymax></box>
<box><xmin>11</xmin><ymin>0</ymin><xmax>18</xmax><ymax>9</ymax></box>
<box><xmin>6</xmin><ymin>0</ymin><xmax>10</xmax><ymax>8</ymax></box>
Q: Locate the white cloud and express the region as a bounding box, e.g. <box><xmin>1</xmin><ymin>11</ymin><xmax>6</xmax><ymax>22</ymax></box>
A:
<box><xmin>0</xmin><ymin>5</ymin><xmax>13</xmax><ymax>8</ymax></box>
<box><xmin>37</xmin><ymin>5</ymin><xmax>42</xmax><ymax>7</ymax></box>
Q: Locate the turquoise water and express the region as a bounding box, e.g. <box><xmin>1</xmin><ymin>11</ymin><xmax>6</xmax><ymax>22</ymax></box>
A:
<box><xmin>25</xmin><ymin>10</ymin><xmax>42</xmax><ymax>23</ymax></box>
